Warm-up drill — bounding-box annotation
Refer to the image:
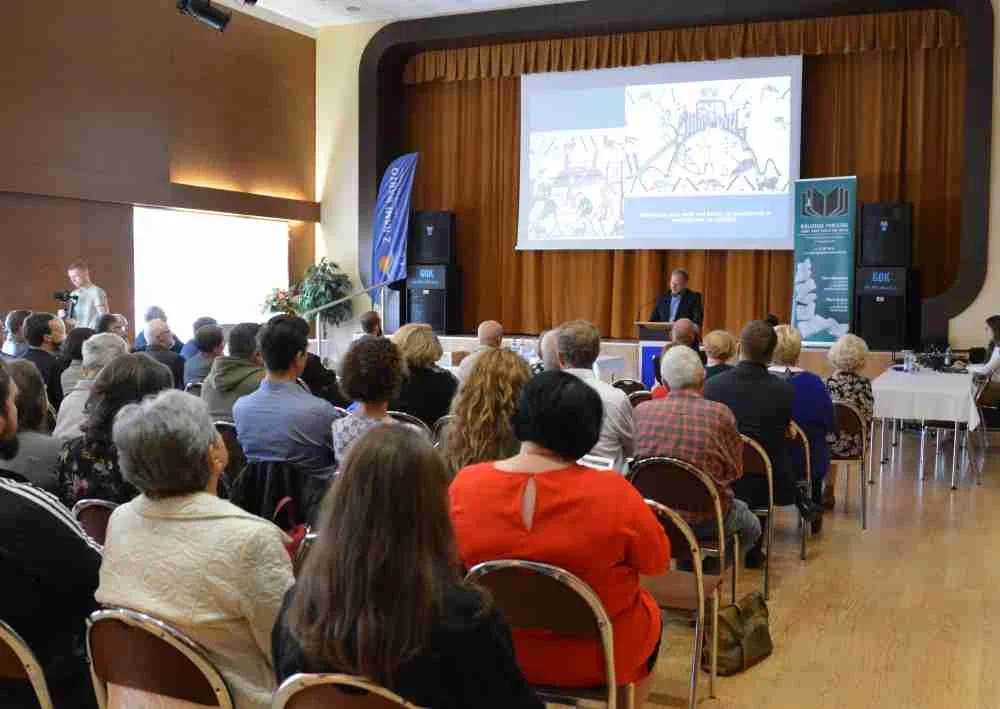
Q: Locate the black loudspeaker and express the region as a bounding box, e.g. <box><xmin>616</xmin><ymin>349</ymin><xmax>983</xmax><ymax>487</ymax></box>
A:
<box><xmin>405</xmin><ymin>265</ymin><xmax>462</xmax><ymax>335</ymax></box>
<box><xmin>855</xmin><ymin>267</ymin><xmax>919</xmax><ymax>351</ymax></box>
<box><xmin>408</xmin><ymin>211</ymin><xmax>456</xmax><ymax>265</ymax></box>
<box><xmin>860</xmin><ymin>202</ymin><xmax>912</xmax><ymax>267</ymax></box>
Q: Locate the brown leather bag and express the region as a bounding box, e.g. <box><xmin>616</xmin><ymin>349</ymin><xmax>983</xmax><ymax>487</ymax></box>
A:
<box><xmin>701</xmin><ymin>591</ymin><xmax>773</xmax><ymax>675</ymax></box>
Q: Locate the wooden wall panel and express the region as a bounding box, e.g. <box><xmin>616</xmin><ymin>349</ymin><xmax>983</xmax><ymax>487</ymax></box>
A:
<box><xmin>0</xmin><ymin>194</ymin><xmax>133</xmax><ymax>320</ymax></box>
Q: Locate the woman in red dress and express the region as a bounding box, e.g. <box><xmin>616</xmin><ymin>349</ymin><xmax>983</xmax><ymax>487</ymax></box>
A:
<box><xmin>450</xmin><ymin>370</ymin><xmax>669</xmax><ymax>706</ymax></box>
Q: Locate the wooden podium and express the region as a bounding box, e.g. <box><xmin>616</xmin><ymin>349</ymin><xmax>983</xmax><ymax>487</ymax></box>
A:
<box><xmin>635</xmin><ymin>321</ymin><xmax>673</xmax><ymax>342</ymax></box>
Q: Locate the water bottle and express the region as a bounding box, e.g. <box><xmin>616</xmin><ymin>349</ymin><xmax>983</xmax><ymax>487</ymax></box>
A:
<box><xmin>945</xmin><ymin>346</ymin><xmax>952</xmax><ymax>367</ymax></box>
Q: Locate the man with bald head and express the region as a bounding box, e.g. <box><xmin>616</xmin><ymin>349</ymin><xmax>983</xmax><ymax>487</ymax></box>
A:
<box><xmin>457</xmin><ymin>320</ymin><xmax>504</xmax><ymax>383</ymax></box>
<box><xmin>671</xmin><ymin>317</ymin><xmax>707</xmax><ymax>364</ymax></box>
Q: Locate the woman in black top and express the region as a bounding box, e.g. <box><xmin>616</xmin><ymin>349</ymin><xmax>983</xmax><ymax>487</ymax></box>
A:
<box><xmin>389</xmin><ymin>323</ymin><xmax>458</xmax><ymax>427</ymax></box>
<box><xmin>272</xmin><ymin>425</ymin><xmax>542</xmax><ymax>709</ymax></box>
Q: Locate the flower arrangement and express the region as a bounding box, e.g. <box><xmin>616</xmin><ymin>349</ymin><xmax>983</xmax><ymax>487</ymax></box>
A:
<box><xmin>262</xmin><ymin>287</ymin><xmax>300</xmax><ymax>317</ymax></box>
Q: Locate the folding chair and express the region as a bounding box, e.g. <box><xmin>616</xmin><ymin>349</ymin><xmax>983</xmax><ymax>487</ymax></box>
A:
<box><xmin>740</xmin><ymin>436</ymin><xmax>774</xmax><ymax>600</ymax></box>
<box><xmin>0</xmin><ymin>619</ymin><xmax>54</xmax><ymax>709</ymax></box>
<box><xmin>333</xmin><ymin>406</ymin><xmax>351</xmax><ymax>419</ymax></box>
<box><xmin>830</xmin><ymin>401</ymin><xmax>870</xmax><ymax>529</ymax></box>
<box><xmin>388</xmin><ymin>411</ymin><xmax>433</xmax><ymax>439</ymax></box>
<box><xmin>71</xmin><ymin>499</ymin><xmax>118</xmax><ymax>545</ymax></box>
<box><xmin>466</xmin><ymin>559</ymin><xmax>634</xmax><ymax>709</ymax></box>
<box><xmin>86</xmin><ymin>608</ymin><xmax>234</xmax><ymax>709</ymax></box>
<box><xmin>294</xmin><ymin>531</ymin><xmax>319</xmax><ymax>576</ymax></box>
<box><xmin>612</xmin><ymin>379</ymin><xmax>648</xmax><ymax>396</ymax></box>
<box><xmin>274</xmin><ymin>673</ymin><xmax>424</xmax><ymax>709</ymax></box>
<box><xmin>640</xmin><ymin>501</ymin><xmax>722</xmax><ymax>708</ymax></box>
<box><xmin>184</xmin><ymin>381</ymin><xmax>203</xmax><ymax>397</ymax></box>
<box><xmin>432</xmin><ymin>414</ymin><xmax>455</xmax><ymax>449</ymax></box>
<box><xmin>628</xmin><ymin>391</ymin><xmax>652</xmax><ymax>408</ymax></box>
<box><xmin>787</xmin><ymin>422</ymin><xmax>812</xmax><ymax>560</ymax></box>
<box><xmin>579</xmin><ymin>454</ymin><xmax>615</xmax><ymax>471</ymax></box>
<box><xmin>628</xmin><ymin>456</ymin><xmax>738</xmax><ymax>603</ymax></box>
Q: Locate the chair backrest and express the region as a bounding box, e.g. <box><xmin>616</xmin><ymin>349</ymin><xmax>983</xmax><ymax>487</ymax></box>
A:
<box><xmin>642</xmin><ymin>501</ymin><xmax>705</xmax><ymax>616</ymax></box>
<box><xmin>628</xmin><ymin>457</ymin><xmax>724</xmax><ymax>562</ymax></box>
<box><xmin>741</xmin><ymin>435</ymin><xmax>774</xmax><ymax>502</ymax></box>
<box><xmin>788</xmin><ymin>421</ymin><xmax>812</xmax><ymax>488</ymax></box>
<box><xmin>432</xmin><ymin>414</ymin><xmax>455</xmax><ymax>448</ymax></box>
<box><xmin>831</xmin><ymin>401</ymin><xmax>867</xmax><ymax>462</ymax></box>
<box><xmin>86</xmin><ymin>608</ymin><xmax>234</xmax><ymax>709</ymax></box>
<box><xmin>612</xmin><ymin>378</ymin><xmax>647</xmax><ymax>396</ymax></box>
<box><xmin>387</xmin><ymin>411</ymin><xmax>433</xmax><ymax>438</ymax></box>
<box><xmin>214</xmin><ymin>421</ymin><xmax>246</xmax><ymax>486</ymax></box>
<box><xmin>578</xmin><ymin>454</ymin><xmax>614</xmax><ymax>470</ymax></box>
<box><xmin>333</xmin><ymin>406</ymin><xmax>351</xmax><ymax>420</ymax></box>
<box><xmin>184</xmin><ymin>381</ymin><xmax>203</xmax><ymax>397</ymax></box>
<box><xmin>274</xmin><ymin>673</ymin><xmax>423</xmax><ymax>709</ymax></box>
<box><xmin>294</xmin><ymin>531</ymin><xmax>319</xmax><ymax>576</ymax></box>
<box><xmin>71</xmin><ymin>499</ymin><xmax>118</xmax><ymax>545</ymax></box>
<box><xmin>0</xmin><ymin>619</ymin><xmax>54</xmax><ymax>709</ymax></box>
<box><xmin>628</xmin><ymin>390</ymin><xmax>652</xmax><ymax>407</ymax></box>
<box><xmin>465</xmin><ymin>560</ymin><xmax>617</xmax><ymax>705</ymax></box>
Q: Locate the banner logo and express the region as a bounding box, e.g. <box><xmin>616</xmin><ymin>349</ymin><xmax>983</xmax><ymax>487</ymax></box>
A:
<box><xmin>800</xmin><ymin>186</ymin><xmax>850</xmax><ymax>217</ymax></box>
<box><xmin>370</xmin><ymin>153</ymin><xmax>419</xmax><ymax>294</ymax></box>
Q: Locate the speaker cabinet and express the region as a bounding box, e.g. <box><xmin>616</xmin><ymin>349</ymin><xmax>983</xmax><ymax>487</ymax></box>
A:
<box><xmin>408</xmin><ymin>211</ymin><xmax>456</xmax><ymax>265</ymax></box>
<box><xmin>405</xmin><ymin>265</ymin><xmax>462</xmax><ymax>334</ymax></box>
<box><xmin>855</xmin><ymin>267</ymin><xmax>919</xmax><ymax>351</ymax></box>
<box><xmin>860</xmin><ymin>202</ymin><xmax>912</xmax><ymax>267</ymax></box>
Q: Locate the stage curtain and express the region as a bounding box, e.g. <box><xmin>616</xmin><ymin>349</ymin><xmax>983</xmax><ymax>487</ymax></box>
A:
<box><xmin>402</xmin><ymin>10</ymin><xmax>965</xmax><ymax>338</ymax></box>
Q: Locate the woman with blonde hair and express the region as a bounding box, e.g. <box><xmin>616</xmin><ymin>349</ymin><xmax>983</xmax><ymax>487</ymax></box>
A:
<box><xmin>824</xmin><ymin>333</ymin><xmax>873</xmax><ymax>509</ymax></box>
<box><xmin>444</xmin><ymin>348</ymin><xmax>532</xmax><ymax>474</ymax></box>
<box><xmin>391</xmin><ymin>323</ymin><xmax>458</xmax><ymax>427</ymax></box>
<box><xmin>702</xmin><ymin>329</ymin><xmax>737</xmax><ymax>380</ymax></box>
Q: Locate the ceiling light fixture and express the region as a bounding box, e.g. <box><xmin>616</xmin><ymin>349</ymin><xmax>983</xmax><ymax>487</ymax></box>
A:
<box><xmin>176</xmin><ymin>0</ymin><xmax>232</xmax><ymax>32</ymax></box>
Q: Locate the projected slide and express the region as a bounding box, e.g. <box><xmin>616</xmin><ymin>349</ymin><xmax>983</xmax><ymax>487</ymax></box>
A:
<box><xmin>518</xmin><ymin>56</ymin><xmax>802</xmax><ymax>251</ymax></box>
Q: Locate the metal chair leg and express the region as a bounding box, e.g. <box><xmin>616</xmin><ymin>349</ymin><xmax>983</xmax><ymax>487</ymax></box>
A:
<box><xmin>919</xmin><ymin>424</ymin><xmax>927</xmax><ymax>480</ymax></box>
<box><xmin>892</xmin><ymin>419</ymin><xmax>900</xmax><ymax>447</ymax></box>
<box><xmin>709</xmin><ymin>591</ymin><xmax>719</xmax><ymax>699</ymax></box>
<box><xmin>868</xmin><ymin>420</ymin><xmax>877</xmax><ymax>484</ymax></box>
<box><xmin>731</xmin><ymin>535</ymin><xmax>739</xmax><ymax>605</ymax></box>
<box><xmin>860</xmin><ymin>461</ymin><xmax>867</xmax><ymax>530</ymax></box>
<box><xmin>951</xmin><ymin>421</ymin><xmax>960</xmax><ymax>490</ymax></box>
<box><xmin>690</xmin><ymin>612</ymin><xmax>703</xmax><ymax>709</ymax></box>
<box><xmin>763</xmin><ymin>513</ymin><xmax>773</xmax><ymax>600</ymax></box>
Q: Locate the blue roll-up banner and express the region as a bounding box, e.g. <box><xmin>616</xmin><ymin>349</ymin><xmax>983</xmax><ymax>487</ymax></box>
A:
<box><xmin>370</xmin><ymin>153</ymin><xmax>419</xmax><ymax>295</ymax></box>
<box><xmin>791</xmin><ymin>176</ymin><xmax>857</xmax><ymax>347</ymax></box>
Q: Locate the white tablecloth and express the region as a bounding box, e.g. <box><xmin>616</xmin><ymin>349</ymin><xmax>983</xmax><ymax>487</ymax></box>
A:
<box><xmin>873</xmin><ymin>369</ymin><xmax>980</xmax><ymax>429</ymax></box>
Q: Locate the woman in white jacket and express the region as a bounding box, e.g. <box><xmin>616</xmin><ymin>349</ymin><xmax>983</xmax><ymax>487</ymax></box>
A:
<box><xmin>96</xmin><ymin>389</ymin><xmax>294</xmax><ymax>709</ymax></box>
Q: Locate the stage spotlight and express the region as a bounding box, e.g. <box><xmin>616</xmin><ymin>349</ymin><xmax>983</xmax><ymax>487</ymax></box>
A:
<box><xmin>176</xmin><ymin>0</ymin><xmax>231</xmax><ymax>31</ymax></box>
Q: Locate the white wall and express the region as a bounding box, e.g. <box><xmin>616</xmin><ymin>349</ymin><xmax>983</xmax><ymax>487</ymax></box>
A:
<box><xmin>315</xmin><ymin>21</ymin><xmax>387</xmax><ymax>358</ymax></box>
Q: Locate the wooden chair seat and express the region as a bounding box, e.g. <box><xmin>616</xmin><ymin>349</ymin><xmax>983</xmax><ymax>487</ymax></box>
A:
<box><xmin>641</xmin><ymin>572</ymin><xmax>725</xmax><ymax>612</ymax></box>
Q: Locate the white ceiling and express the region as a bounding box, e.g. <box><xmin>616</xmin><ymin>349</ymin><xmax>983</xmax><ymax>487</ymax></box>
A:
<box><xmin>215</xmin><ymin>0</ymin><xmax>584</xmax><ymax>37</ymax></box>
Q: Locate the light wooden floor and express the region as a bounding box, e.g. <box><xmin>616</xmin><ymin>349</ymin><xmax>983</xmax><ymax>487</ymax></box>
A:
<box><xmin>649</xmin><ymin>430</ymin><xmax>998</xmax><ymax>709</ymax></box>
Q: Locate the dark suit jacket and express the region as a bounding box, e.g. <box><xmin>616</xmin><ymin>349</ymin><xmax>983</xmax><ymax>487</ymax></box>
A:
<box><xmin>21</xmin><ymin>347</ymin><xmax>65</xmax><ymax>408</ymax></box>
<box><xmin>649</xmin><ymin>289</ymin><xmax>704</xmax><ymax>327</ymax></box>
<box><xmin>703</xmin><ymin>361</ymin><xmax>795</xmax><ymax>506</ymax></box>
<box><xmin>143</xmin><ymin>347</ymin><xmax>185</xmax><ymax>390</ymax></box>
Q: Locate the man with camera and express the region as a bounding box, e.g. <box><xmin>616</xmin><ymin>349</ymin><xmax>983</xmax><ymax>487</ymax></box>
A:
<box><xmin>59</xmin><ymin>259</ymin><xmax>108</xmax><ymax>329</ymax></box>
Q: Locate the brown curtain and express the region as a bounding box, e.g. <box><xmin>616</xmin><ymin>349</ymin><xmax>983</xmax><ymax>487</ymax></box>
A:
<box><xmin>403</xmin><ymin>10</ymin><xmax>965</xmax><ymax>338</ymax></box>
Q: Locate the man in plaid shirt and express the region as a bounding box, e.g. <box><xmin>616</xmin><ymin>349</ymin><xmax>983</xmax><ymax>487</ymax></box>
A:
<box><xmin>635</xmin><ymin>346</ymin><xmax>761</xmax><ymax>557</ymax></box>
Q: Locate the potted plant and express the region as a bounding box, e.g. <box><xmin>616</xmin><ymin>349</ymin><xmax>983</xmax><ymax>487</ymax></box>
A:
<box><xmin>296</xmin><ymin>258</ymin><xmax>354</xmax><ymax>326</ymax></box>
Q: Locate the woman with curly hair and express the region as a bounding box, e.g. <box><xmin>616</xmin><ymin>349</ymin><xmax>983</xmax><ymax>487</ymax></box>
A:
<box><xmin>824</xmin><ymin>333</ymin><xmax>873</xmax><ymax>509</ymax></box>
<box><xmin>333</xmin><ymin>335</ymin><xmax>405</xmax><ymax>461</ymax></box>
<box><xmin>443</xmin><ymin>349</ymin><xmax>532</xmax><ymax>475</ymax></box>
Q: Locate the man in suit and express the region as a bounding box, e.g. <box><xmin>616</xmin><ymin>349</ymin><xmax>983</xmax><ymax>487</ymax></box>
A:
<box><xmin>142</xmin><ymin>319</ymin><xmax>185</xmax><ymax>389</ymax></box>
<box><xmin>704</xmin><ymin>319</ymin><xmax>814</xmax><ymax>566</ymax></box>
<box><xmin>649</xmin><ymin>268</ymin><xmax>704</xmax><ymax>328</ymax></box>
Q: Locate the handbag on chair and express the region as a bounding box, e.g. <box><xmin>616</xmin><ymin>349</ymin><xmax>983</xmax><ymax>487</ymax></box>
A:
<box><xmin>273</xmin><ymin>496</ymin><xmax>308</xmax><ymax>558</ymax></box>
<box><xmin>701</xmin><ymin>591</ymin><xmax>773</xmax><ymax>675</ymax></box>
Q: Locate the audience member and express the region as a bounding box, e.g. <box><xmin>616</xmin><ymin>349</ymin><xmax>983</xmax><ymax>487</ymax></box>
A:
<box><xmin>450</xmin><ymin>371</ymin><xmax>668</xmax><ymax>704</ymax></box>
<box><xmin>704</xmin><ymin>320</ymin><xmax>797</xmax><ymax>566</ymax></box>
<box><xmin>765</xmin><ymin>313</ymin><xmax>781</xmax><ymax>328</ymax></box>
<box><xmin>556</xmin><ymin>320</ymin><xmax>634</xmax><ymax>471</ymax></box>
<box><xmin>703</xmin><ymin>329</ymin><xmax>737</xmax><ymax>379</ymax></box>
<box><xmin>457</xmin><ymin>319</ymin><xmax>503</xmax><ymax>382</ymax></box>
<box><xmin>391</xmin><ymin>323</ymin><xmax>458</xmax><ymax>427</ymax></box>
<box><xmin>95</xmin><ymin>312</ymin><xmax>129</xmax><ymax>340</ymax></box>
<box><xmin>60</xmin><ymin>326</ymin><xmax>95</xmax><ymax>395</ymax></box>
<box><xmin>66</xmin><ymin>260</ymin><xmax>108</xmax><ymax>330</ymax></box>
<box><xmin>98</xmin><ymin>390</ymin><xmax>294</xmax><ymax>709</ymax></box>
<box><xmin>332</xmin><ymin>336</ymin><xmax>404</xmax><ymax>460</ymax></box>
<box><xmin>3</xmin><ymin>361</ymin><xmax>63</xmax><ymax>491</ymax></box>
<box><xmin>444</xmin><ymin>348</ymin><xmax>532</xmax><ymax>474</ymax></box>
<box><xmin>635</xmin><ymin>346</ymin><xmax>761</xmax><ymax>557</ymax></box>
<box><xmin>133</xmin><ymin>305</ymin><xmax>182</xmax><ymax>353</ymax></box>
<box><xmin>2</xmin><ymin>309</ymin><xmax>31</xmax><ymax>358</ymax></box>
<box><xmin>233</xmin><ymin>318</ymin><xmax>338</xmax><ymax>479</ymax></box>
<box><xmin>359</xmin><ymin>309</ymin><xmax>383</xmax><ymax>337</ymax></box>
<box><xmin>274</xmin><ymin>425</ymin><xmax>542</xmax><ymax>708</ymax></box>
<box><xmin>142</xmin><ymin>318</ymin><xmax>185</xmax><ymax>389</ymax></box>
<box><xmin>530</xmin><ymin>329</ymin><xmax>550</xmax><ymax>375</ymax></box>
<box><xmin>966</xmin><ymin>315</ymin><xmax>1000</xmax><ymax>397</ymax></box>
<box><xmin>538</xmin><ymin>328</ymin><xmax>561</xmax><ymax>373</ymax></box>
<box><xmin>180</xmin><ymin>316</ymin><xmax>219</xmax><ymax>360</ymax></box>
<box><xmin>0</xmin><ymin>361</ymin><xmax>101</xmax><ymax>709</ymax></box>
<box><xmin>824</xmin><ymin>334</ymin><xmax>874</xmax><ymax>509</ymax></box>
<box><xmin>201</xmin><ymin>322</ymin><xmax>265</xmax><ymax>421</ymax></box>
<box><xmin>54</xmin><ymin>333</ymin><xmax>129</xmax><ymax>441</ymax></box>
<box><xmin>21</xmin><ymin>311</ymin><xmax>67</xmax><ymax>407</ymax></box>
<box><xmin>671</xmin><ymin>318</ymin><xmax>698</xmax><ymax>347</ymax></box>
<box><xmin>650</xmin><ymin>342</ymin><xmax>675</xmax><ymax>400</ymax></box>
<box><xmin>268</xmin><ymin>315</ymin><xmax>350</xmax><ymax>408</ymax></box>
<box><xmin>184</xmin><ymin>323</ymin><xmax>225</xmax><ymax>385</ymax></box>
<box><xmin>770</xmin><ymin>325</ymin><xmax>833</xmax><ymax>532</ymax></box>
<box><xmin>56</xmin><ymin>353</ymin><xmax>173</xmax><ymax>507</ymax></box>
